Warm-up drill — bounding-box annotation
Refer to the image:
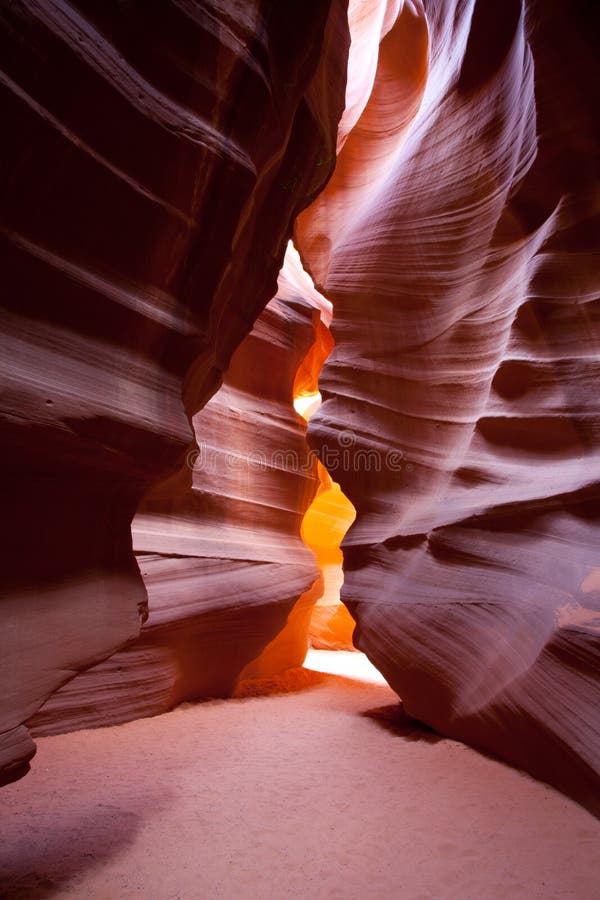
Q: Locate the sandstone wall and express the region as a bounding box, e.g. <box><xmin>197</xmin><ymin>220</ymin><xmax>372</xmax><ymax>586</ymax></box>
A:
<box><xmin>29</xmin><ymin>259</ymin><xmax>325</xmax><ymax>732</ymax></box>
<box><xmin>0</xmin><ymin>0</ymin><xmax>348</xmax><ymax>782</ymax></box>
<box><xmin>296</xmin><ymin>0</ymin><xmax>600</xmax><ymax>813</ymax></box>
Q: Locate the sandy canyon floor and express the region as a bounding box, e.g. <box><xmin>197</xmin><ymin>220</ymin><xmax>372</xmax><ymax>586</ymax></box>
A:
<box><xmin>1</xmin><ymin>650</ymin><xmax>599</xmax><ymax>900</ymax></box>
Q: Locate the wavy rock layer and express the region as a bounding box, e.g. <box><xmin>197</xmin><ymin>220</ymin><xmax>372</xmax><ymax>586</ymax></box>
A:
<box><xmin>297</xmin><ymin>0</ymin><xmax>600</xmax><ymax>812</ymax></box>
<box><xmin>29</xmin><ymin>265</ymin><xmax>324</xmax><ymax>733</ymax></box>
<box><xmin>0</xmin><ymin>0</ymin><xmax>349</xmax><ymax>780</ymax></box>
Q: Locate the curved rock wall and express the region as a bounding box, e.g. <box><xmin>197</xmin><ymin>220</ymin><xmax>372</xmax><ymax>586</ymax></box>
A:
<box><xmin>28</xmin><ymin>255</ymin><xmax>324</xmax><ymax>733</ymax></box>
<box><xmin>0</xmin><ymin>0</ymin><xmax>349</xmax><ymax>781</ymax></box>
<box><xmin>296</xmin><ymin>0</ymin><xmax>600</xmax><ymax>812</ymax></box>
<box><xmin>3</xmin><ymin>0</ymin><xmax>598</xmax><ymax>814</ymax></box>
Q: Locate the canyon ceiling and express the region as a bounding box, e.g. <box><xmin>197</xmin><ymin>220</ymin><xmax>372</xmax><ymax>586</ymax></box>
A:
<box><xmin>1</xmin><ymin>0</ymin><xmax>599</xmax><ymax>814</ymax></box>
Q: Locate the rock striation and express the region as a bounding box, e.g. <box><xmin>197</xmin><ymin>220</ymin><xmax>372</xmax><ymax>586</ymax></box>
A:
<box><xmin>296</xmin><ymin>0</ymin><xmax>600</xmax><ymax>812</ymax></box>
<box><xmin>2</xmin><ymin>0</ymin><xmax>599</xmax><ymax>816</ymax></box>
<box><xmin>29</xmin><ymin>251</ymin><xmax>326</xmax><ymax>733</ymax></box>
<box><xmin>0</xmin><ymin>0</ymin><xmax>349</xmax><ymax>781</ymax></box>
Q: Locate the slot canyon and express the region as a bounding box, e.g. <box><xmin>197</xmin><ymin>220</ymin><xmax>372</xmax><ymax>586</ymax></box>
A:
<box><xmin>1</xmin><ymin>0</ymin><xmax>599</xmax><ymax>897</ymax></box>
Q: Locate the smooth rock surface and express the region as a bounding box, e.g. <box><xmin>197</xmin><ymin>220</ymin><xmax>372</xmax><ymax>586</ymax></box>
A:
<box><xmin>296</xmin><ymin>0</ymin><xmax>600</xmax><ymax>813</ymax></box>
<box><xmin>2</xmin><ymin>0</ymin><xmax>599</xmax><ymax>819</ymax></box>
<box><xmin>28</xmin><ymin>252</ymin><xmax>328</xmax><ymax>733</ymax></box>
<box><xmin>0</xmin><ymin>0</ymin><xmax>349</xmax><ymax>780</ymax></box>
